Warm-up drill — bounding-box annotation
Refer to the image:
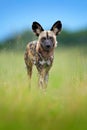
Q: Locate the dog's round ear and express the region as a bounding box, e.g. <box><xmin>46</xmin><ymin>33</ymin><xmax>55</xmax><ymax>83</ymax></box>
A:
<box><xmin>50</xmin><ymin>21</ymin><xmax>62</xmax><ymax>35</ymax></box>
<box><xmin>32</xmin><ymin>22</ymin><xmax>44</xmax><ymax>36</ymax></box>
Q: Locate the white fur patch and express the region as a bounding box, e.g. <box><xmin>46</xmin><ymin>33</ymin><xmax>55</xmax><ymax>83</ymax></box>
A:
<box><xmin>39</xmin><ymin>59</ymin><xmax>51</xmax><ymax>66</ymax></box>
<box><xmin>55</xmin><ymin>41</ymin><xmax>58</xmax><ymax>47</ymax></box>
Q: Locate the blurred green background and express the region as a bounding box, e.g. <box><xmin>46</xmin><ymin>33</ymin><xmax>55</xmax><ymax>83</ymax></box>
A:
<box><xmin>0</xmin><ymin>29</ymin><xmax>87</xmax><ymax>51</ymax></box>
<box><xmin>0</xmin><ymin>0</ymin><xmax>87</xmax><ymax>130</ymax></box>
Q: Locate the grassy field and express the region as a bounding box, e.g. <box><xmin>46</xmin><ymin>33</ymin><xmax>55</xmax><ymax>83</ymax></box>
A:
<box><xmin>0</xmin><ymin>46</ymin><xmax>87</xmax><ymax>130</ymax></box>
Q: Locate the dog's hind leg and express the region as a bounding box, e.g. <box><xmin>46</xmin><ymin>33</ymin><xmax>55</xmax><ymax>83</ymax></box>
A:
<box><xmin>26</xmin><ymin>64</ymin><xmax>33</xmax><ymax>89</ymax></box>
<box><xmin>24</xmin><ymin>50</ymin><xmax>33</xmax><ymax>89</ymax></box>
<box><xmin>27</xmin><ymin>64</ymin><xmax>33</xmax><ymax>78</ymax></box>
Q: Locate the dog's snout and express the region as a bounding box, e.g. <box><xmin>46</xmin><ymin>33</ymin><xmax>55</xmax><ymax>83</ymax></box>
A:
<box><xmin>45</xmin><ymin>40</ymin><xmax>51</xmax><ymax>49</ymax></box>
<box><xmin>46</xmin><ymin>45</ymin><xmax>51</xmax><ymax>48</ymax></box>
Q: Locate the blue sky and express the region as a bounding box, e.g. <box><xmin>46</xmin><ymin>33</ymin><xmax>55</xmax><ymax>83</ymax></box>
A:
<box><xmin>0</xmin><ymin>0</ymin><xmax>87</xmax><ymax>40</ymax></box>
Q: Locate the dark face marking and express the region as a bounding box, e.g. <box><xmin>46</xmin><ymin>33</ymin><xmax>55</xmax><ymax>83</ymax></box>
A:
<box><xmin>40</xmin><ymin>31</ymin><xmax>54</xmax><ymax>51</ymax></box>
<box><xmin>46</xmin><ymin>31</ymin><xmax>49</xmax><ymax>39</ymax></box>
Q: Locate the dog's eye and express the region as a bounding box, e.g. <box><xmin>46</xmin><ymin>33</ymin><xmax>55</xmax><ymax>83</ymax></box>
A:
<box><xmin>41</xmin><ymin>37</ymin><xmax>46</xmax><ymax>41</ymax></box>
<box><xmin>49</xmin><ymin>37</ymin><xmax>53</xmax><ymax>41</ymax></box>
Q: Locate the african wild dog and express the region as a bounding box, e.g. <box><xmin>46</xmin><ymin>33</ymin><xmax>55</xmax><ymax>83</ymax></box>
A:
<box><xmin>24</xmin><ymin>21</ymin><xmax>62</xmax><ymax>90</ymax></box>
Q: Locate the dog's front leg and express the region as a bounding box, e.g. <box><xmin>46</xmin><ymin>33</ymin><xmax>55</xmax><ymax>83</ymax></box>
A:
<box><xmin>38</xmin><ymin>71</ymin><xmax>49</xmax><ymax>90</ymax></box>
<box><xmin>44</xmin><ymin>73</ymin><xmax>49</xmax><ymax>87</ymax></box>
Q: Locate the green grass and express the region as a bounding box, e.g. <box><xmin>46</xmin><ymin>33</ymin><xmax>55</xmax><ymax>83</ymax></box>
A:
<box><xmin>0</xmin><ymin>47</ymin><xmax>87</xmax><ymax>130</ymax></box>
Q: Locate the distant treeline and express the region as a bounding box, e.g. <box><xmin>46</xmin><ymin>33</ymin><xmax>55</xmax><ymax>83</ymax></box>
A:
<box><xmin>0</xmin><ymin>29</ymin><xmax>87</xmax><ymax>51</ymax></box>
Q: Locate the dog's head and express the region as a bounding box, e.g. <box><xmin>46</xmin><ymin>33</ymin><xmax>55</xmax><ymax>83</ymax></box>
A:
<box><xmin>32</xmin><ymin>21</ymin><xmax>62</xmax><ymax>52</ymax></box>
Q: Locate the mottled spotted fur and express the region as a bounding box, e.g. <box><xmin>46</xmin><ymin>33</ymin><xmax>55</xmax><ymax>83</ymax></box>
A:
<box><xmin>24</xmin><ymin>21</ymin><xmax>62</xmax><ymax>90</ymax></box>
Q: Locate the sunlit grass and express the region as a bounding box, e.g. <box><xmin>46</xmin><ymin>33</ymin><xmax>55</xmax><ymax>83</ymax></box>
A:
<box><xmin>0</xmin><ymin>46</ymin><xmax>87</xmax><ymax>130</ymax></box>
